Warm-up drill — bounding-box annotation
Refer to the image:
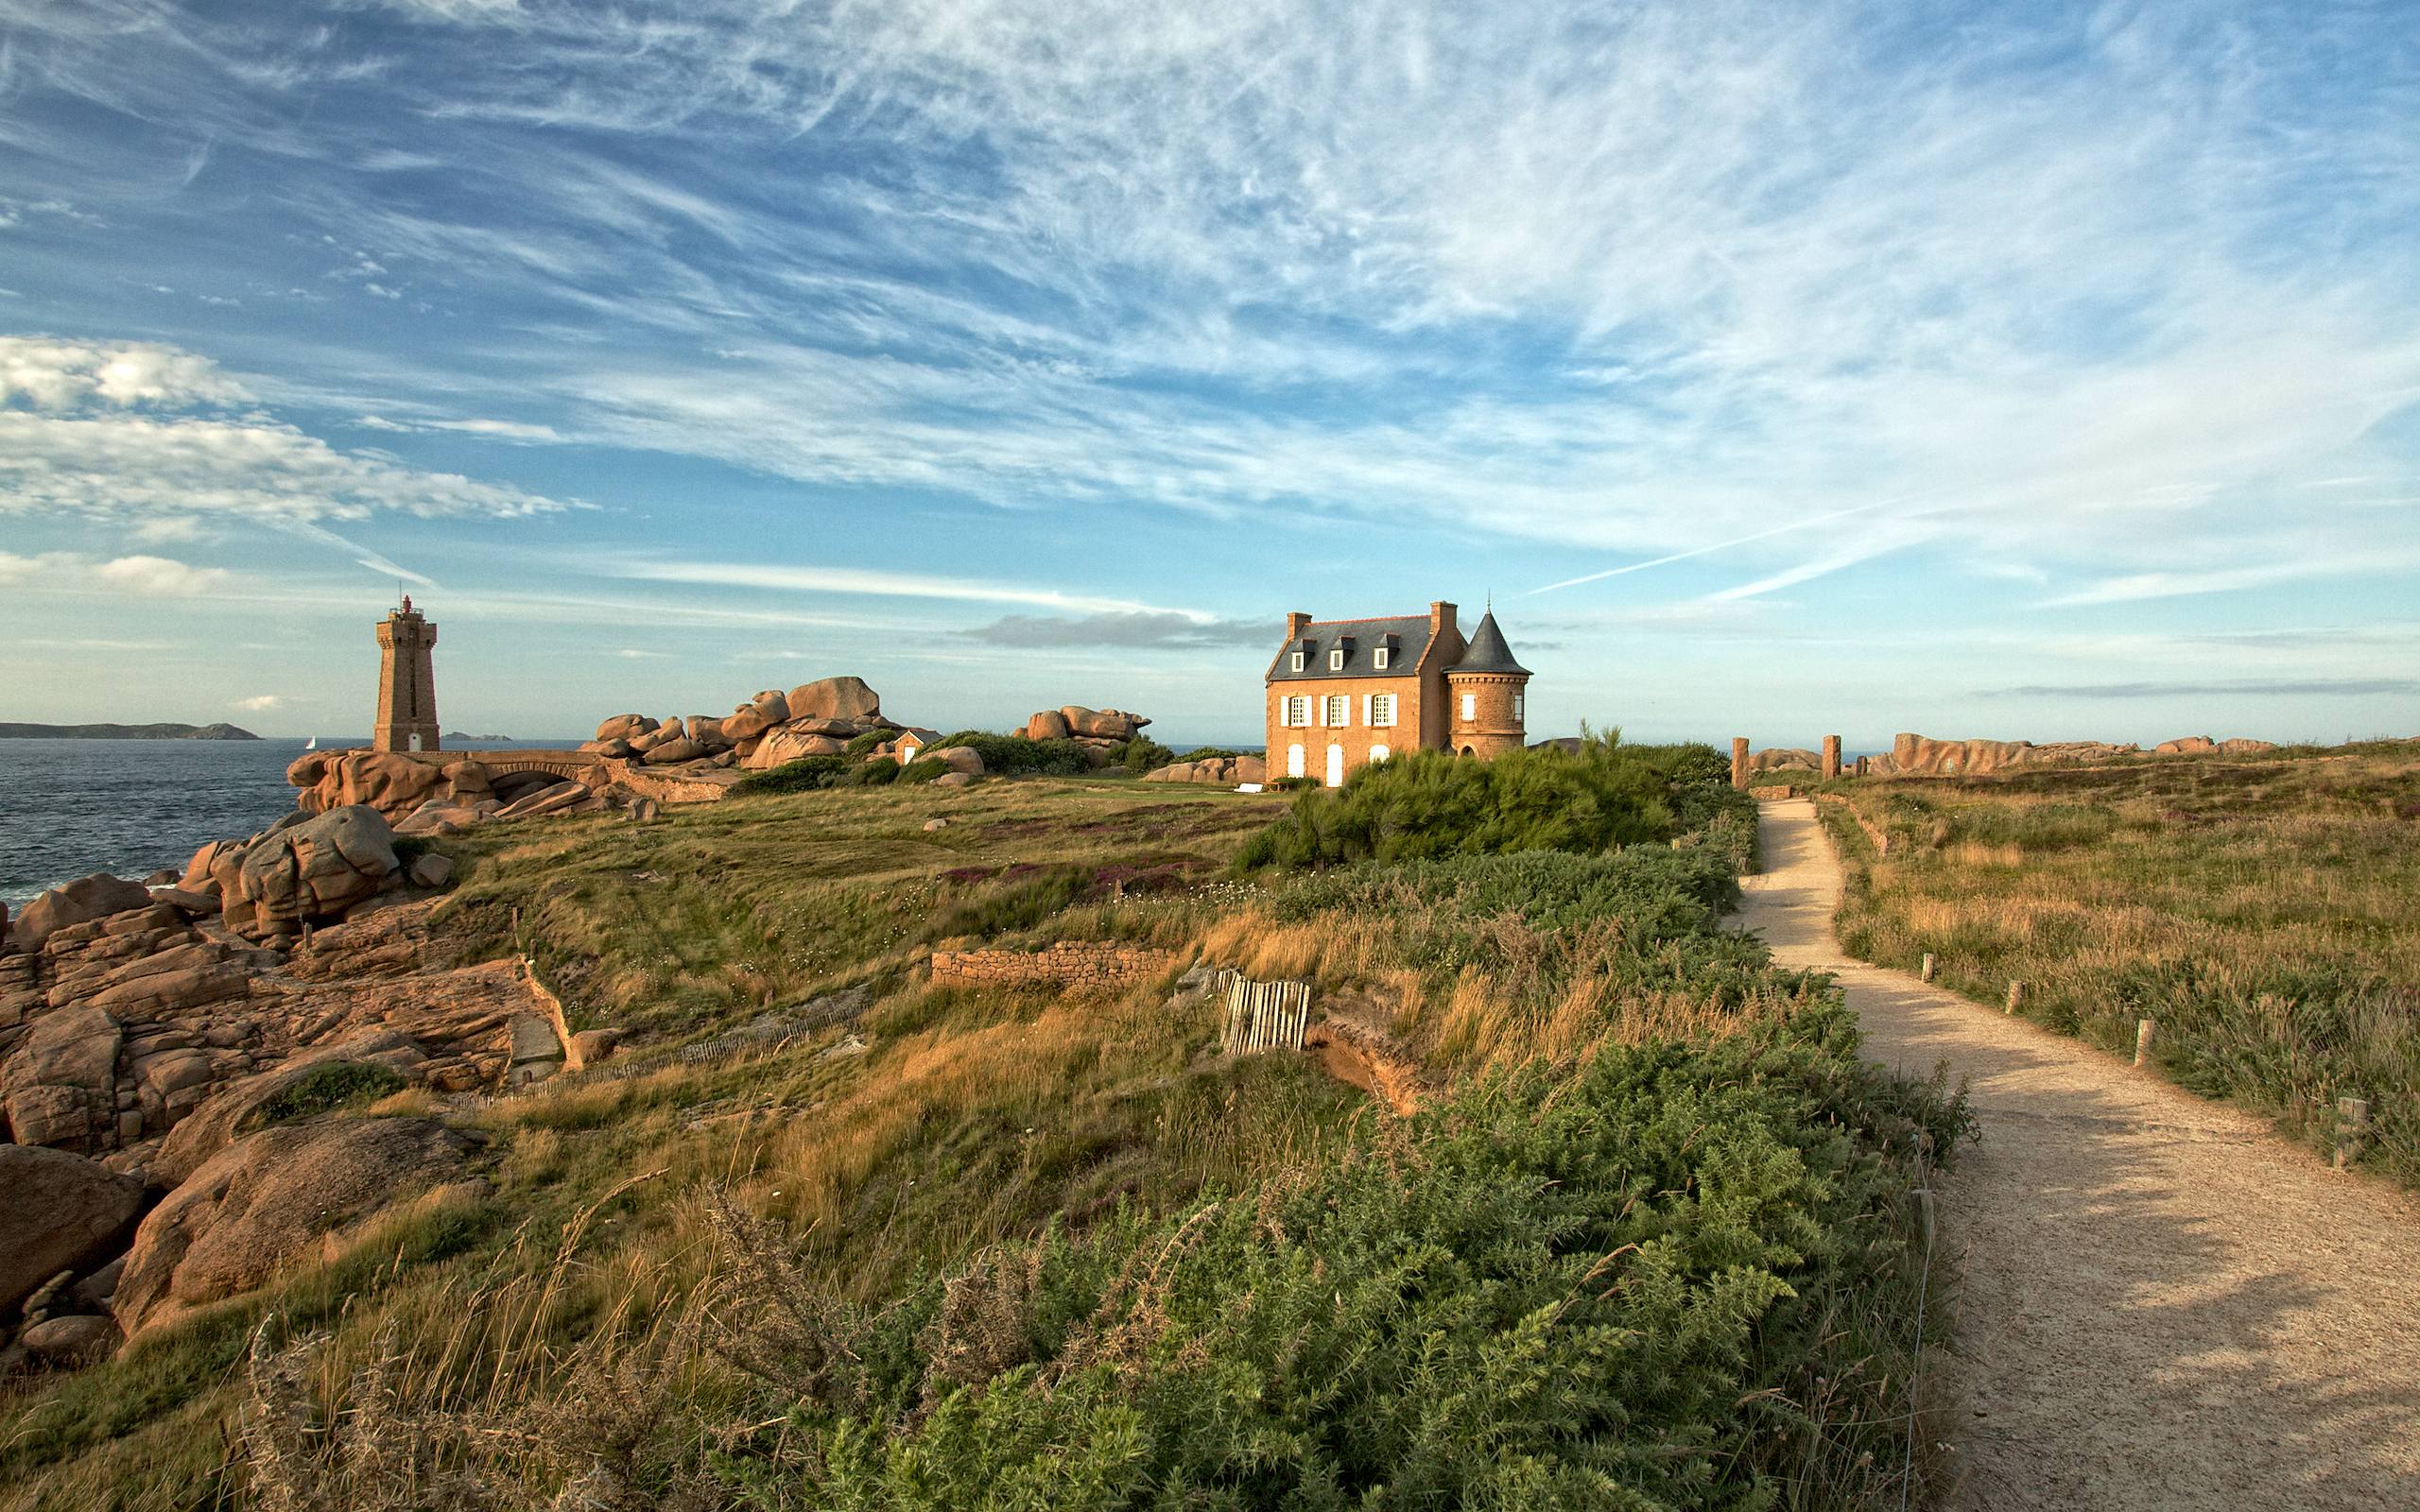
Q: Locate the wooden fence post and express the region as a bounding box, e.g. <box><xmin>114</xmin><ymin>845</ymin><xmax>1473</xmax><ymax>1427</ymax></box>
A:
<box><xmin>2134</xmin><ymin>1018</ymin><xmax>2155</xmax><ymax>1067</ymax></box>
<box><xmin>2336</xmin><ymin>1097</ymin><xmax>2372</xmax><ymax>1170</ymax></box>
<box><xmin>2005</xmin><ymin>981</ymin><xmax>2025</xmax><ymax>1014</ymax></box>
<box><xmin>1920</xmin><ymin>953</ymin><xmax>1937</xmax><ymax>983</ymax></box>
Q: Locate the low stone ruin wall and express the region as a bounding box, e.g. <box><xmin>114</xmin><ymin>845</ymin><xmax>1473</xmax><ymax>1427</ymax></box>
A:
<box><xmin>928</xmin><ymin>940</ymin><xmax>1178</xmax><ymax>993</ymax></box>
<box><xmin>1814</xmin><ymin>792</ymin><xmax>1892</xmax><ymax>856</ymax></box>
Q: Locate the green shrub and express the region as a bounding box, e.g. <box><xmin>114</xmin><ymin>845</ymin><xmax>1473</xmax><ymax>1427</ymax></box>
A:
<box><xmin>897</xmin><ymin>757</ymin><xmax>947</xmax><ymax>785</ymax></box>
<box><xmin>733</xmin><ymin>755</ymin><xmax>853</xmax><ymax>796</ymax></box>
<box><xmin>1239</xmin><ymin>738</ymin><xmax>1699</xmax><ymax>868</ymax></box>
<box><xmin>237</xmin><ymin>1062</ymin><xmax>407</xmax><ymax>1132</ymax></box>
<box><xmin>844</xmin><ymin>729</ymin><xmax>890</xmax><ymax>757</ymax></box>
<box><xmin>1112</xmin><ymin>735</ymin><xmax>1174</xmax><ymax>774</ymax></box>
<box><xmin>856</xmin><ymin>758</ymin><xmax>901</xmax><ymax>786</ymax></box>
<box><xmin>708</xmin><ymin>1005</ymin><xmax>1967</xmax><ymax>1508</ymax></box>
<box><xmin>930</xmin><ymin>731</ymin><xmax>1096</xmax><ymax>777</ymax></box>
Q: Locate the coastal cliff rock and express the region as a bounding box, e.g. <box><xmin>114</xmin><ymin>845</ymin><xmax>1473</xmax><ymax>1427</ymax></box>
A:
<box><xmin>286</xmin><ymin>749</ymin><xmax>489</xmax><ymax>820</ymax></box>
<box><xmin>1748</xmin><ymin>747</ymin><xmax>1822</xmax><ymax>773</ymax></box>
<box><xmin>0</xmin><ymin>1143</ymin><xmax>145</xmax><ymax>1316</ymax></box>
<box><xmin>114</xmin><ymin>1116</ymin><xmax>476</xmax><ymax>1335</ymax></box>
<box><xmin>10</xmin><ymin>874</ymin><xmax>153</xmax><ymax>955</ymax></box>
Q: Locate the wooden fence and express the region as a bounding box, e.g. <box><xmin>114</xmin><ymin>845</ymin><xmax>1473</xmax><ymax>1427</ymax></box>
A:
<box><xmin>1220</xmin><ymin>973</ymin><xmax>1312</xmax><ymax>1056</ymax></box>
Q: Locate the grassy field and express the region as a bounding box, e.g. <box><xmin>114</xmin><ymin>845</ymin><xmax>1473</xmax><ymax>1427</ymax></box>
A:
<box><xmin>1809</xmin><ymin>743</ymin><xmax>2420</xmax><ymax>1186</ymax></box>
<box><xmin>2</xmin><ymin>751</ymin><xmax>1965</xmax><ymax>1511</ymax></box>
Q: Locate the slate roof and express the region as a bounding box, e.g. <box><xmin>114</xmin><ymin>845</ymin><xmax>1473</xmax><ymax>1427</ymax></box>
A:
<box><xmin>1448</xmin><ymin>610</ymin><xmax>1530</xmax><ymax>677</ymax></box>
<box><xmin>1264</xmin><ymin>614</ymin><xmax>1430</xmax><ymax>682</ymax></box>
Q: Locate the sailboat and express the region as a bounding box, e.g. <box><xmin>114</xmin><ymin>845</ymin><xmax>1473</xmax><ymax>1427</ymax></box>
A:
<box><xmin>302</xmin><ymin>736</ymin><xmax>318</xmax><ymax>750</ymax></box>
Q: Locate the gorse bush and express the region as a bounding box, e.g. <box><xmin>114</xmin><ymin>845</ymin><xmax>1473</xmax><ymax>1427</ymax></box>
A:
<box><xmin>930</xmin><ymin>731</ymin><xmax>1096</xmax><ymax>776</ymax></box>
<box><xmin>1238</xmin><ymin>738</ymin><xmax>1737</xmax><ymax>869</ymax></box>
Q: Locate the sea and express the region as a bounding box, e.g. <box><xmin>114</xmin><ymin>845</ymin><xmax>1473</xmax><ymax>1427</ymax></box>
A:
<box><xmin>0</xmin><ymin>738</ymin><xmax>577</xmax><ymax>909</ymax></box>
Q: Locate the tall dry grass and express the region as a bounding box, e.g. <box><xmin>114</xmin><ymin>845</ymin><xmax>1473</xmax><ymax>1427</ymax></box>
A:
<box><xmin>1825</xmin><ymin>749</ymin><xmax>2420</xmax><ymax>1184</ymax></box>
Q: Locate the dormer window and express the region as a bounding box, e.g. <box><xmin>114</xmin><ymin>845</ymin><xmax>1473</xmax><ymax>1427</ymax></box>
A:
<box><xmin>1329</xmin><ymin>648</ymin><xmax>1345</xmax><ymax>671</ymax></box>
<box><xmin>1289</xmin><ymin>649</ymin><xmax>1305</xmax><ymax>672</ymax></box>
<box><xmin>1374</xmin><ymin>646</ymin><xmax>1390</xmax><ymax>670</ymax></box>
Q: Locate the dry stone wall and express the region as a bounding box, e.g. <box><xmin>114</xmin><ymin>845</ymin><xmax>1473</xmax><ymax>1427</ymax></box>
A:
<box><xmin>929</xmin><ymin>940</ymin><xmax>1177</xmax><ymax>993</ymax></box>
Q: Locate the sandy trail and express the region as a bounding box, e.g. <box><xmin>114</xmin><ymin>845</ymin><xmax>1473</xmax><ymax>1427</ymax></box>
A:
<box><xmin>1734</xmin><ymin>799</ymin><xmax>2420</xmax><ymax>1511</ymax></box>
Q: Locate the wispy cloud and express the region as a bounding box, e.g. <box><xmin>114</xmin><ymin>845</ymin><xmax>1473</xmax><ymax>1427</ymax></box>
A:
<box><xmin>964</xmin><ymin>610</ymin><xmax>1271</xmax><ymax>651</ymax></box>
<box><xmin>0</xmin><ymin>335</ymin><xmax>573</xmax><ymax>526</ymax></box>
<box><xmin>607</xmin><ymin>559</ymin><xmax>1208</xmax><ymax>618</ymax></box>
<box><xmin>1984</xmin><ymin>678</ymin><xmax>2420</xmax><ymax>700</ymax></box>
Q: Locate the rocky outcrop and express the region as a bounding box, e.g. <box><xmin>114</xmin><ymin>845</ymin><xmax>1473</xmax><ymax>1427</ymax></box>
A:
<box><xmin>2156</xmin><ymin>735</ymin><xmax>2281</xmax><ymax>757</ymax></box>
<box><xmin>1025</xmin><ymin>710</ymin><xmax>1073</xmax><ymax>741</ymax></box>
<box><xmin>720</xmin><ymin>690</ymin><xmax>789</xmax><ymax>742</ymax></box>
<box><xmin>1057</xmin><ymin>706</ymin><xmax>1150</xmax><ymax>740</ymax></box>
<box><xmin>18</xmin><ymin>1314</ymin><xmax>122</xmax><ymax>1368</ymax></box>
<box><xmin>152</xmin><ymin>1032</ymin><xmax>431</xmax><ymax>1185</ymax></box>
<box><xmin>216</xmin><ymin>806</ymin><xmax>401</xmax><ymax>943</ymax></box>
<box><xmin>1142</xmin><ymin>754</ymin><xmax>1268</xmax><ymax>785</ymax></box>
<box><xmin>1748</xmin><ymin>747</ymin><xmax>1822</xmax><ymax>773</ymax></box>
<box><xmin>0</xmin><ymin>1144</ymin><xmax>145</xmax><ymax>1315</ymax></box>
<box><xmin>788</xmin><ymin>676</ymin><xmax>882</xmax><ymax>723</ymax></box>
<box><xmin>114</xmin><ymin>1116</ymin><xmax>476</xmax><ymax>1334</ymax></box>
<box><xmin>743</xmin><ymin>727</ymin><xmax>844</xmax><ymax>769</ymax></box>
<box><xmin>1870</xmin><ymin>733</ymin><xmax>2141</xmax><ymax>778</ymax></box>
<box><xmin>9</xmin><ymin>874</ymin><xmax>153</xmax><ymax>956</ymax></box>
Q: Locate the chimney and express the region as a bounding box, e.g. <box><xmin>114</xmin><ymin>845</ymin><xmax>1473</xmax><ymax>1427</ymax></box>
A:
<box><xmin>1285</xmin><ymin>611</ymin><xmax>1312</xmax><ymax>641</ymax></box>
<box><xmin>1429</xmin><ymin>600</ymin><xmax>1457</xmax><ymax>638</ymax></box>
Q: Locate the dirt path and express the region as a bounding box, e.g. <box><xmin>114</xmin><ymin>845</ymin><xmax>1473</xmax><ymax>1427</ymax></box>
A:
<box><xmin>1735</xmin><ymin>799</ymin><xmax>2420</xmax><ymax>1511</ymax></box>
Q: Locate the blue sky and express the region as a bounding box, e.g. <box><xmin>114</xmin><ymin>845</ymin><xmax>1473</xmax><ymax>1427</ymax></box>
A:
<box><xmin>2</xmin><ymin>0</ymin><xmax>2415</xmax><ymax>747</ymax></box>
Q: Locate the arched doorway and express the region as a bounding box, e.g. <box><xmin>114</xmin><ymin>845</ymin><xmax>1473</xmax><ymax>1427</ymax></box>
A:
<box><xmin>1287</xmin><ymin>743</ymin><xmax>1305</xmax><ymax>779</ymax></box>
<box><xmin>1325</xmin><ymin>744</ymin><xmax>1344</xmax><ymax>787</ymax></box>
<box><xmin>1370</xmin><ymin>744</ymin><xmax>1391</xmax><ymax>765</ymax></box>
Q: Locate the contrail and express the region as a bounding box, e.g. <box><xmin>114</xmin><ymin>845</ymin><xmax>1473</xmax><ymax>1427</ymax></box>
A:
<box><xmin>1531</xmin><ymin>501</ymin><xmax>1894</xmax><ymax>593</ymax></box>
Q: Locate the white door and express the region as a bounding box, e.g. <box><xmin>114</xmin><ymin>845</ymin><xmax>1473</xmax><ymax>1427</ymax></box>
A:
<box><xmin>1325</xmin><ymin>744</ymin><xmax>1344</xmax><ymax>786</ymax></box>
<box><xmin>1288</xmin><ymin>743</ymin><xmax>1305</xmax><ymax>778</ymax></box>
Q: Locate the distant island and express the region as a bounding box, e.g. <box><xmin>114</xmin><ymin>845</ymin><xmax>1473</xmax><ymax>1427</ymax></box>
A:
<box><xmin>444</xmin><ymin>730</ymin><xmax>514</xmax><ymax>743</ymax></box>
<box><xmin>0</xmin><ymin>721</ymin><xmax>260</xmax><ymax>740</ymax></box>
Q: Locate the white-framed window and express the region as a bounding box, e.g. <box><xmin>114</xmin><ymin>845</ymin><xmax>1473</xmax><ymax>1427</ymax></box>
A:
<box><xmin>1370</xmin><ymin>744</ymin><xmax>1392</xmax><ymax>764</ymax></box>
<box><xmin>1288</xmin><ymin>743</ymin><xmax>1305</xmax><ymax>778</ymax></box>
<box><xmin>1374</xmin><ymin>646</ymin><xmax>1391</xmax><ymax>670</ymax></box>
<box><xmin>1285</xmin><ymin>696</ymin><xmax>1309</xmax><ymax>727</ymax></box>
<box><xmin>1512</xmin><ymin>693</ymin><xmax>1525</xmax><ymax>722</ymax></box>
<box><xmin>1370</xmin><ymin>693</ymin><xmax>1397</xmax><ymax>728</ymax></box>
<box><xmin>1329</xmin><ymin>647</ymin><xmax>1345</xmax><ymax>671</ymax></box>
<box><xmin>1323</xmin><ymin>694</ymin><xmax>1351</xmax><ymax>727</ymax></box>
<box><xmin>1289</xmin><ymin>649</ymin><xmax>1305</xmax><ymax>672</ymax></box>
<box><xmin>1460</xmin><ymin>693</ymin><xmax>1477</xmax><ymax>720</ymax></box>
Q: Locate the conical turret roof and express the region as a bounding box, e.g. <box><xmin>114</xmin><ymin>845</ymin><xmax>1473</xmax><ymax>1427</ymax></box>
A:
<box><xmin>1450</xmin><ymin>610</ymin><xmax>1530</xmax><ymax>676</ymax></box>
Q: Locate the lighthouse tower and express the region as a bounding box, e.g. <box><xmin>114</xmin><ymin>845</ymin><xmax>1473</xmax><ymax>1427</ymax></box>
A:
<box><xmin>373</xmin><ymin>596</ymin><xmax>440</xmax><ymax>753</ymax></box>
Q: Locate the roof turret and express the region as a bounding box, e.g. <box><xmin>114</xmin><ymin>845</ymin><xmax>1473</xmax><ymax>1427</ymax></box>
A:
<box><xmin>1448</xmin><ymin>610</ymin><xmax>1530</xmax><ymax>677</ymax></box>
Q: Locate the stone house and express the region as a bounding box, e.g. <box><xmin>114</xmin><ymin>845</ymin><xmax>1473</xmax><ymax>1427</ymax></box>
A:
<box><xmin>1263</xmin><ymin>600</ymin><xmax>1531</xmax><ymax>786</ymax></box>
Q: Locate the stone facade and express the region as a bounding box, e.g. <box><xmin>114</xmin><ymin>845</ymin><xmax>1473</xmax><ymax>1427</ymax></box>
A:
<box><xmin>1263</xmin><ymin>600</ymin><xmax>1531</xmax><ymax>785</ymax></box>
<box><xmin>372</xmin><ymin>597</ymin><xmax>440</xmax><ymax>754</ymax></box>
<box><xmin>928</xmin><ymin>941</ymin><xmax>1177</xmax><ymax>993</ymax></box>
<box><xmin>1445</xmin><ymin>670</ymin><xmax>1526</xmax><ymax>758</ymax></box>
